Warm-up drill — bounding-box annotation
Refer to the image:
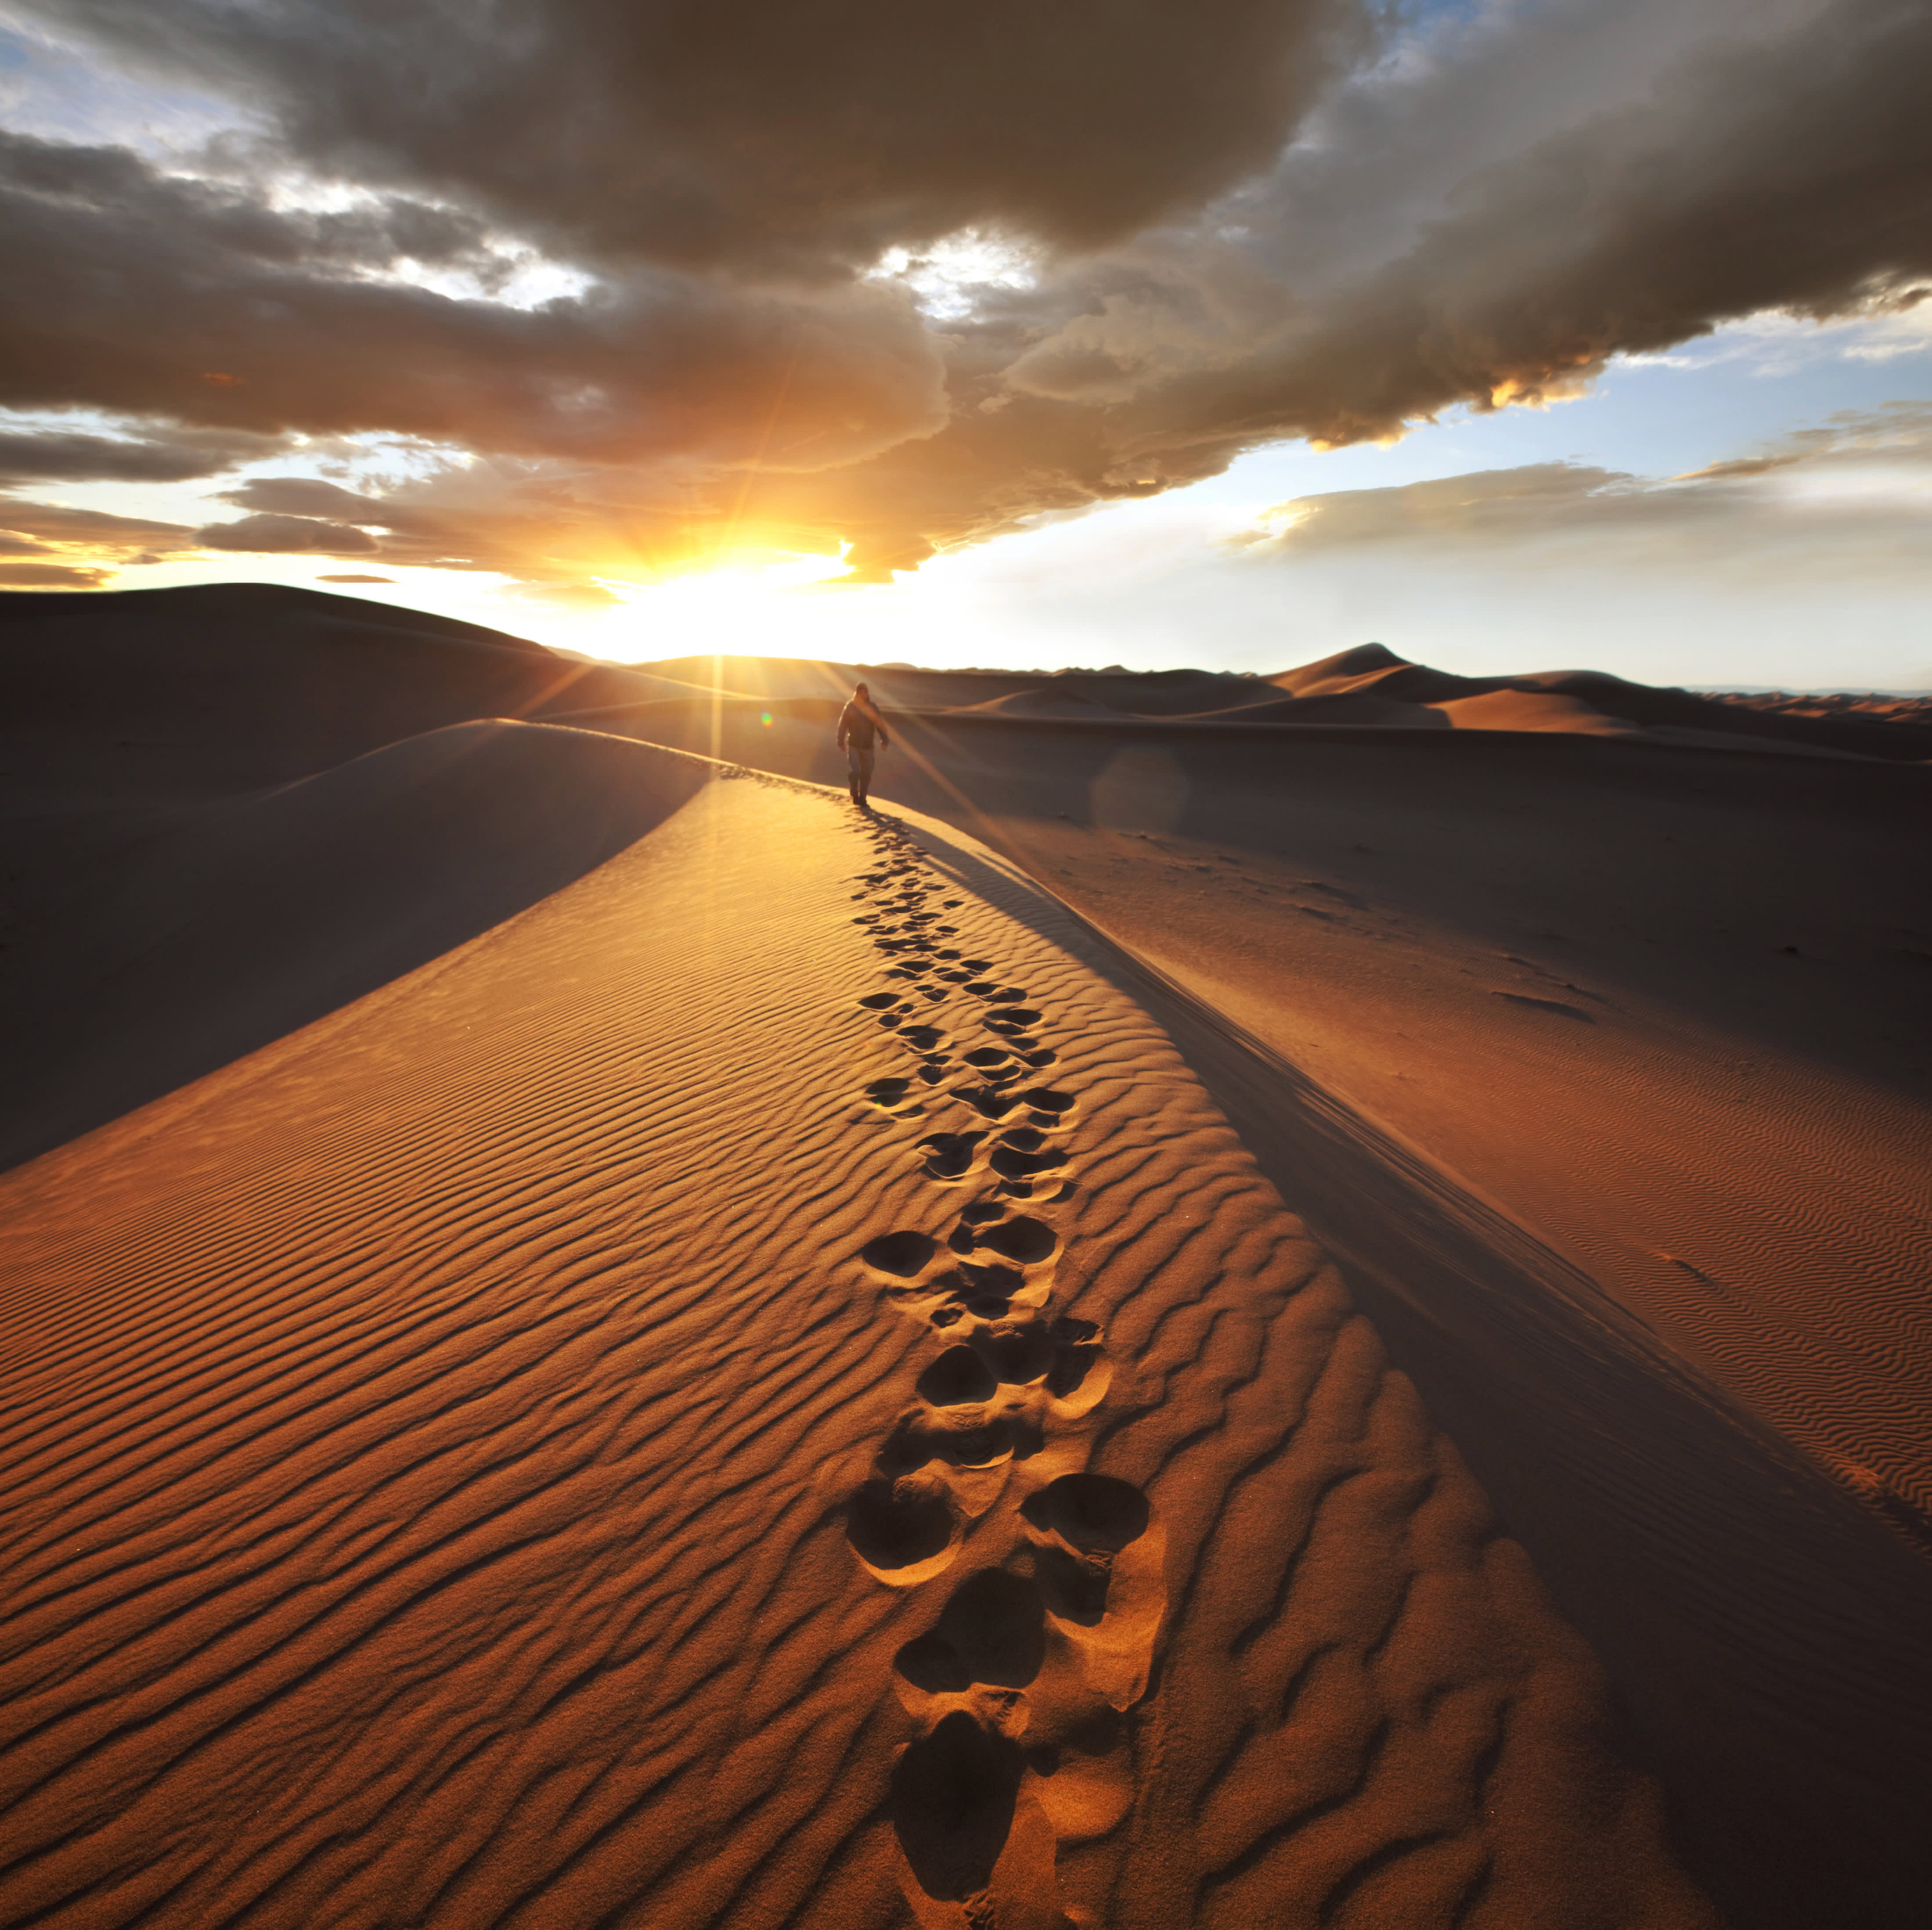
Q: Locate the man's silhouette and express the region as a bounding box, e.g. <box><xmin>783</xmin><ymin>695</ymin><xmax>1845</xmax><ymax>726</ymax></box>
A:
<box><xmin>836</xmin><ymin>682</ymin><xmax>890</xmax><ymax>809</ymax></box>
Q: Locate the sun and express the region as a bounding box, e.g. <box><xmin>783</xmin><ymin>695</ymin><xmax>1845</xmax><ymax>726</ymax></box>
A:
<box><xmin>579</xmin><ymin>545</ymin><xmax>857</xmax><ymax>661</ymax></box>
<box><xmin>598</xmin><ymin>544</ymin><xmax>852</xmax><ymax>602</ymax></box>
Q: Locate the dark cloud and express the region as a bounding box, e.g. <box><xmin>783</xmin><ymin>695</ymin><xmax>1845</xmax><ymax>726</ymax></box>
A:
<box><xmin>34</xmin><ymin>0</ymin><xmax>1366</xmax><ymax>272</ymax></box>
<box><xmin>6</xmin><ymin>0</ymin><xmax>1931</xmax><ymax>583</ymax></box>
<box><xmin>0</xmin><ymin>129</ymin><xmax>947</xmax><ymax>472</ymax></box>
<box><xmin>0</xmin><ymin>421</ymin><xmax>279</xmax><ymax>482</ymax></box>
<box><xmin>693</xmin><ymin>0</ymin><xmax>1932</xmax><ymax>569</ymax></box>
<box><xmin>0</xmin><ymin>498</ymin><xmax>194</xmax><ymax>544</ymax></box>
<box><xmin>195</xmin><ymin>512</ymin><xmax>378</xmax><ymax>554</ymax></box>
<box><xmin>204</xmin><ymin>468</ymin><xmax>568</xmax><ymax>573</ymax></box>
<box><xmin>1092</xmin><ymin>0</ymin><xmax>1932</xmax><ymax>452</ymax></box>
<box><xmin>216</xmin><ymin>478</ymin><xmax>398</xmax><ymax>524</ymax></box>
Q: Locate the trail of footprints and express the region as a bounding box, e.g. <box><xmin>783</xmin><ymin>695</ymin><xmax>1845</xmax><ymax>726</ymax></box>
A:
<box><xmin>845</xmin><ymin>822</ymin><xmax>1163</xmax><ymax>1930</ymax></box>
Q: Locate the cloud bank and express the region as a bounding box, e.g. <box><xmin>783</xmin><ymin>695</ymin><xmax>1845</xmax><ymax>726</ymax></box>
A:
<box><xmin>5</xmin><ymin>0</ymin><xmax>1929</xmax><ymax>584</ymax></box>
<box><xmin>1236</xmin><ymin>403</ymin><xmax>1932</xmax><ymax>570</ymax></box>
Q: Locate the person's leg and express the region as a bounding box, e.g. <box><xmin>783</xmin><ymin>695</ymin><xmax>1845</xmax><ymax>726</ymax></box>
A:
<box><xmin>855</xmin><ymin>747</ymin><xmax>875</xmax><ymax>807</ymax></box>
<box><xmin>846</xmin><ymin>744</ymin><xmax>863</xmax><ymax>804</ymax></box>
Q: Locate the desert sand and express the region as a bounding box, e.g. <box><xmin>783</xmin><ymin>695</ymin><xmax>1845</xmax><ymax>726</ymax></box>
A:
<box><xmin>3</xmin><ymin>587</ymin><xmax>1929</xmax><ymax>1930</ymax></box>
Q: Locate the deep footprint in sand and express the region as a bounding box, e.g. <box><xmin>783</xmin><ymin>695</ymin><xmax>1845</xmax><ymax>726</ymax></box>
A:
<box><xmin>918</xmin><ymin>1344</ymin><xmax>999</xmax><ymax>1408</ymax></box>
<box><xmin>1020</xmin><ymin>1474</ymin><xmax>1165</xmax><ymax>1712</ymax></box>
<box><xmin>970</xmin><ymin>1217</ymin><xmax>1057</xmax><ymax>1266</ymax></box>
<box><xmin>954</xmin><ymin>1086</ymin><xmax>1021</xmax><ymax>1122</ymax></box>
<box><xmin>863</xmin><ymin>1229</ymin><xmax>941</xmax><ymax>1278</ymax></box>
<box><xmin>1017</xmin><ymin>1088</ymin><xmax>1074</xmax><ymax>1120</ymax></box>
<box><xmin>991</xmin><ymin>1131</ymin><xmax>1065</xmax><ymax>1182</ymax></box>
<box><xmin>888</xmin><ymin>1712</ymin><xmax>1072</xmax><ymax>1930</ymax></box>
<box><xmin>848</xmin><ymin>1477</ymin><xmax>962</xmax><ymax>1587</ymax></box>
<box><xmin>919</xmin><ymin>1132</ymin><xmax>984</xmax><ymax>1181</ymax></box>
<box><xmin>984</xmin><ymin>1009</ymin><xmax>1043</xmax><ymax>1037</ymax></box>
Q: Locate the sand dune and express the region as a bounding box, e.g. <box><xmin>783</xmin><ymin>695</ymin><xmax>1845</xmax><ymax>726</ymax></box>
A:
<box><xmin>4</xmin><ymin>587</ymin><xmax>1930</xmax><ymax>1928</ymax></box>
<box><xmin>1</xmin><ymin>767</ymin><xmax>1714</xmax><ymax>1930</ymax></box>
<box><xmin>2</xmin><ymin>720</ymin><xmax>713</xmax><ymax>1167</ymax></box>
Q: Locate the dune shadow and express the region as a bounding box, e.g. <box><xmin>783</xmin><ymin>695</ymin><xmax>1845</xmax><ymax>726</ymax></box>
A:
<box><xmin>3</xmin><ymin>720</ymin><xmax>716</xmax><ymax>1173</ymax></box>
<box><xmin>898</xmin><ymin>812</ymin><xmax>1932</xmax><ymax>1930</ymax></box>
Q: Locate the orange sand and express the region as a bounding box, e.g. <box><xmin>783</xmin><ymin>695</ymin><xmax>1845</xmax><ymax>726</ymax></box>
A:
<box><xmin>4</xmin><ymin>587</ymin><xmax>1929</xmax><ymax>1929</ymax></box>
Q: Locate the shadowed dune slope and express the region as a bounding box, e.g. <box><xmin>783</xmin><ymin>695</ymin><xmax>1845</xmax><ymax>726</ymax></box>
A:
<box><xmin>0</xmin><ymin>770</ymin><xmax>1714</xmax><ymax>1930</ymax></box>
<box><xmin>0</xmin><ymin>585</ymin><xmax>739</xmax><ymax>800</ymax></box>
<box><xmin>2</xmin><ymin>720</ymin><xmax>713</xmax><ymax>1170</ymax></box>
<box><xmin>895</xmin><ymin>818</ymin><xmax>1932</xmax><ymax>1930</ymax></box>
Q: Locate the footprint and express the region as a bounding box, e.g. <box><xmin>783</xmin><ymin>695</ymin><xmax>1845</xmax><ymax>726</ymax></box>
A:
<box><xmin>918</xmin><ymin>1345</ymin><xmax>999</xmax><ymax>1407</ymax></box>
<box><xmin>978</xmin><ymin>1325</ymin><xmax>1056</xmax><ymax>1385</ymax></box>
<box><xmin>984</xmin><ymin>1010</ymin><xmax>1042</xmax><ymax>1034</ymax></box>
<box><xmin>957</xmin><ymin>1262</ymin><xmax>1029</xmax><ymax>1318</ymax></box>
<box><xmin>919</xmin><ymin>1132</ymin><xmax>984</xmax><ymax>1181</ymax></box>
<box><xmin>1045</xmin><ymin>1344</ymin><xmax>1110</xmax><ymax>1417</ymax></box>
<box><xmin>1020</xmin><ymin>1475</ymin><xmax>1165</xmax><ymax>1710</ymax></box>
<box><xmin>865</xmin><ymin>1077</ymin><xmax>913</xmax><ymax>1107</ymax></box>
<box><xmin>888</xmin><ymin>1574</ymin><xmax>1099</xmax><ymax>1929</ymax></box>
<box><xmin>848</xmin><ymin>1476</ymin><xmax>962</xmax><ymax>1586</ymax></box>
<box><xmin>973</xmin><ymin>1217</ymin><xmax>1057</xmax><ymax>1265</ymax></box>
<box><xmin>899</xmin><ymin>1569</ymin><xmax>1046</xmax><ymax>1695</ymax></box>
<box><xmin>864</xmin><ymin>1230</ymin><xmax>941</xmax><ymax>1278</ymax></box>
<box><xmin>888</xmin><ymin>1710</ymin><xmax>1026</xmax><ymax>1903</ymax></box>
<box><xmin>861</xmin><ymin>992</ymin><xmax>906</xmax><ymax>1010</ymax></box>
<box><xmin>901</xmin><ymin>1026</ymin><xmax>948</xmax><ymax>1051</ymax></box>
<box><xmin>991</xmin><ymin>1131</ymin><xmax>1064</xmax><ymax>1181</ymax></box>
<box><xmin>1018</xmin><ymin>1088</ymin><xmax>1073</xmax><ymax>1116</ymax></box>
<box><xmin>954</xmin><ymin>1086</ymin><xmax>1020</xmax><ymax>1122</ymax></box>
<box><xmin>1022</xmin><ymin>1474</ymin><xmax>1147</xmax><ymax>1558</ymax></box>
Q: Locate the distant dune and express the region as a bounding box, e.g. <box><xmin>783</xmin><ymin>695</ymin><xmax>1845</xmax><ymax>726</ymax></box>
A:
<box><xmin>4</xmin><ymin>586</ymin><xmax>1929</xmax><ymax>1930</ymax></box>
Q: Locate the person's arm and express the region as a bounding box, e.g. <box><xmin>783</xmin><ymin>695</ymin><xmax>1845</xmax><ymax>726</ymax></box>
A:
<box><xmin>835</xmin><ymin>704</ymin><xmax>849</xmax><ymax>748</ymax></box>
<box><xmin>879</xmin><ymin>720</ymin><xmax>891</xmax><ymax>750</ymax></box>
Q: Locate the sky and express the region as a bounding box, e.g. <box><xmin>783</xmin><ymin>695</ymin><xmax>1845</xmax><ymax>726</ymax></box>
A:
<box><xmin>2</xmin><ymin>0</ymin><xmax>1929</xmax><ymax>688</ymax></box>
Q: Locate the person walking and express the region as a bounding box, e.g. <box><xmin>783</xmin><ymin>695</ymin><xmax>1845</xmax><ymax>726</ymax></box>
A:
<box><xmin>836</xmin><ymin>681</ymin><xmax>890</xmax><ymax>809</ymax></box>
